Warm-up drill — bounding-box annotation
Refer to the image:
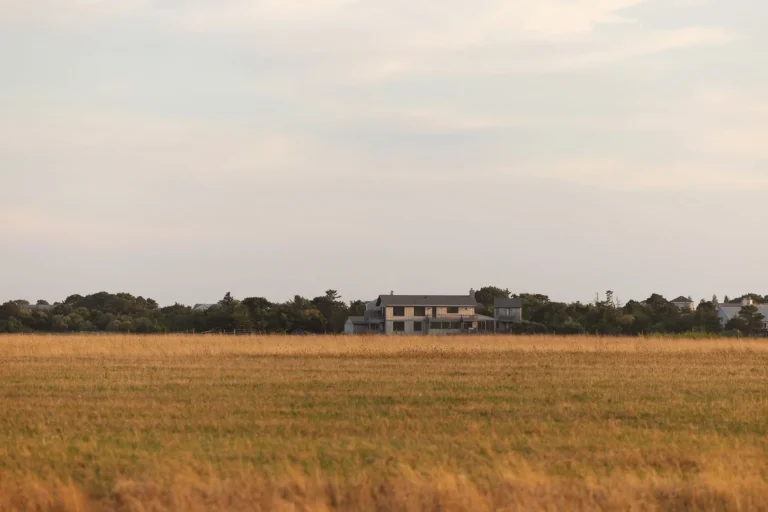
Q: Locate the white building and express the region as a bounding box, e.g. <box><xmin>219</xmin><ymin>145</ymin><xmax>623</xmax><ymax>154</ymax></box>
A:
<box><xmin>717</xmin><ymin>297</ymin><xmax>768</xmax><ymax>330</ymax></box>
<box><xmin>671</xmin><ymin>296</ymin><xmax>695</xmax><ymax>313</ymax></box>
<box><xmin>344</xmin><ymin>291</ymin><xmax>495</xmax><ymax>335</ymax></box>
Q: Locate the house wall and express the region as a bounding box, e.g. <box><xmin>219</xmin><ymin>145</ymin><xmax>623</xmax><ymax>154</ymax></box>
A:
<box><xmin>346</xmin><ymin>320</ymin><xmax>385</xmax><ymax>334</ymax></box>
<box><xmin>384</xmin><ymin>306</ymin><xmax>475</xmax><ymax>320</ymax></box>
<box><xmin>384</xmin><ymin>319</ymin><xmax>428</xmax><ymax>335</ymax></box>
<box><xmin>433</xmin><ymin>306</ymin><xmax>475</xmax><ymax>317</ymax></box>
<box><xmin>382</xmin><ymin>305</ymin><xmax>477</xmax><ymax>334</ymax></box>
<box><xmin>719</xmin><ymin>306</ymin><xmax>768</xmax><ymax>329</ymax></box>
<box><xmin>673</xmin><ymin>302</ymin><xmax>695</xmax><ymax>313</ymax></box>
<box><xmin>494</xmin><ymin>308</ymin><xmax>522</xmax><ymax>321</ymax></box>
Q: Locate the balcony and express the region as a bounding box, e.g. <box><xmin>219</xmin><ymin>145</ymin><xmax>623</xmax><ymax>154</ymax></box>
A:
<box><xmin>364</xmin><ymin>310</ymin><xmax>384</xmax><ymax>320</ymax></box>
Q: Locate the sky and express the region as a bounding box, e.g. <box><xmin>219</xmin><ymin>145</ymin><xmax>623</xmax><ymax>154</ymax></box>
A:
<box><xmin>1</xmin><ymin>0</ymin><xmax>766</xmax><ymax>306</ymax></box>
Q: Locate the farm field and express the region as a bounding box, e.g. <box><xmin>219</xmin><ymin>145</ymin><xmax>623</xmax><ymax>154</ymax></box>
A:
<box><xmin>1</xmin><ymin>335</ymin><xmax>768</xmax><ymax>511</ymax></box>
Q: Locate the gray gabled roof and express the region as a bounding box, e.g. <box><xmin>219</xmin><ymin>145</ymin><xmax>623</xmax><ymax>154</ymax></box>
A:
<box><xmin>193</xmin><ymin>303</ymin><xmax>215</xmax><ymax>311</ymax></box>
<box><xmin>718</xmin><ymin>304</ymin><xmax>768</xmax><ymax>323</ymax></box>
<box><xmin>377</xmin><ymin>294</ymin><xmax>478</xmax><ymax>307</ymax></box>
<box><xmin>671</xmin><ymin>296</ymin><xmax>693</xmax><ymax>303</ymax></box>
<box><xmin>494</xmin><ymin>297</ymin><xmax>523</xmax><ymax>308</ymax></box>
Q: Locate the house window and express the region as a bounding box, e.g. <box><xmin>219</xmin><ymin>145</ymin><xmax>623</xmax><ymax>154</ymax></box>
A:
<box><xmin>414</xmin><ymin>306</ymin><xmax>426</xmax><ymax>316</ymax></box>
<box><xmin>414</xmin><ymin>321</ymin><xmax>423</xmax><ymax>332</ymax></box>
<box><xmin>447</xmin><ymin>307</ymin><xmax>459</xmax><ymax>314</ymax></box>
<box><xmin>393</xmin><ymin>307</ymin><xmax>405</xmax><ymax>317</ymax></box>
<box><xmin>393</xmin><ymin>322</ymin><xmax>405</xmax><ymax>332</ymax></box>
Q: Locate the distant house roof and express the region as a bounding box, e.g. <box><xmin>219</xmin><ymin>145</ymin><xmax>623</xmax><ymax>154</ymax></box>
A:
<box><xmin>346</xmin><ymin>316</ymin><xmax>368</xmax><ymax>325</ymax></box>
<box><xmin>377</xmin><ymin>295</ymin><xmax>478</xmax><ymax>307</ymax></box>
<box><xmin>21</xmin><ymin>304</ymin><xmax>55</xmax><ymax>312</ymax></box>
<box><xmin>193</xmin><ymin>304</ymin><xmax>215</xmax><ymax>312</ymax></box>
<box><xmin>494</xmin><ymin>297</ymin><xmax>523</xmax><ymax>308</ymax></box>
<box><xmin>671</xmin><ymin>296</ymin><xmax>693</xmax><ymax>303</ymax></box>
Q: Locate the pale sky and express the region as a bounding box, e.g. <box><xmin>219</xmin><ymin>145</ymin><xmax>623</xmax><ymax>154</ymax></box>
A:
<box><xmin>1</xmin><ymin>0</ymin><xmax>766</xmax><ymax>306</ymax></box>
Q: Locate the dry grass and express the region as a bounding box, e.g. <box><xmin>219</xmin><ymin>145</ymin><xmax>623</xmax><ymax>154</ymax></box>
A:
<box><xmin>1</xmin><ymin>334</ymin><xmax>767</xmax><ymax>511</ymax></box>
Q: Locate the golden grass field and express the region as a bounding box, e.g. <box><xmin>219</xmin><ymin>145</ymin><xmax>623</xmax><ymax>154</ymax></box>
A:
<box><xmin>1</xmin><ymin>334</ymin><xmax>768</xmax><ymax>511</ymax></box>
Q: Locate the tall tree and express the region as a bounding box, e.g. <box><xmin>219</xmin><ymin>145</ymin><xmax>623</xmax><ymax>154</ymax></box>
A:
<box><xmin>474</xmin><ymin>287</ymin><xmax>510</xmax><ymax>307</ymax></box>
<box><xmin>727</xmin><ymin>305</ymin><xmax>767</xmax><ymax>336</ymax></box>
<box><xmin>312</xmin><ymin>290</ymin><xmax>348</xmax><ymax>333</ymax></box>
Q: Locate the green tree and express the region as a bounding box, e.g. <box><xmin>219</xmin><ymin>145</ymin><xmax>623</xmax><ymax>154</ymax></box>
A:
<box><xmin>282</xmin><ymin>295</ymin><xmax>326</xmax><ymax>333</ymax></box>
<box><xmin>312</xmin><ymin>290</ymin><xmax>348</xmax><ymax>333</ymax></box>
<box><xmin>133</xmin><ymin>317</ymin><xmax>156</xmax><ymax>333</ymax></box>
<box><xmin>159</xmin><ymin>304</ymin><xmax>195</xmax><ymax>332</ymax></box>
<box><xmin>51</xmin><ymin>315</ymin><xmax>69</xmax><ymax>332</ymax></box>
<box><xmin>219</xmin><ymin>292</ymin><xmax>236</xmax><ymax>310</ymax></box>
<box><xmin>0</xmin><ymin>302</ymin><xmax>23</xmax><ymax>321</ymax></box>
<box><xmin>242</xmin><ymin>297</ymin><xmax>273</xmax><ymax>332</ymax></box>
<box><xmin>727</xmin><ymin>305</ymin><xmax>767</xmax><ymax>336</ymax></box>
<box><xmin>694</xmin><ymin>300</ymin><xmax>723</xmax><ymax>333</ymax></box>
<box><xmin>348</xmin><ymin>300</ymin><xmax>367</xmax><ymax>317</ymax></box>
<box><xmin>0</xmin><ymin>316</ymin><xmax>24</xmax><ymax>333</ymax></box>
<box><xmin>474</xmin><ymin>287</ymin><xmax>510</xmax><ymax>314</ymax></box>
<box><xmin>514</xmin><ymin>294</ymin><xmax>550</xmax><ymax>322</ymax></box>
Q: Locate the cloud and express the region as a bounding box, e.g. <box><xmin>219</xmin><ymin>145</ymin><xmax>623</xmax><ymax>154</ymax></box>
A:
<box><xmin>355</xmin><ymin>107</ymin><xmax>516</xmax><ymax>134</ymax></box>
<box><xmin>0</xmin><ymin>0</ymin><xmax>737</xmax><ymax>85</ymax></box>
<box><xmin>1</xmin><ymin>0</ymin><xmax>642</xmax><ymax>35</ymax></box>
<box><xmin>0</xmin><ymin>110</ymin><xmax>345</xmax><ymax>179</ymax></box>
<box><xmin>544</xmin><ymin>158</ymin><xmax>768</xmax><ymax>190</ymax></box>
<box><xmin>0</xmin><ymin>206</ymin><xmax>200</xmax><ymax>248</ymax></box>
<box><xmin>552</xmin><ymin>27</ymin><xmax>737</xmax><ymax>70</ymax></box>
<box><xmin>669</xmin><ymin>87</ymin><xmax>768</xmax><ymax>159</ymax></box>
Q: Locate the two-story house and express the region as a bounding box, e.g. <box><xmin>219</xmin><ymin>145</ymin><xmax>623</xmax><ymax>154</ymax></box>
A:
<box><xmin>718</xmin><ymin>297</ymin><xmax>768</xmax><ymax>330</ymax></box>
<box><xmin>344</xmin><ymin>299</ymin><xmax>385</xmax><ymax>334</ymax></box>
<box><xmin>345</xmin><ymin>290</ymin><xmax>495</xmax><ymax>335</ymax></box>
<box><xmin>493</xmin><ymin>297</ymin><xmax>524</xmax><ymax>332</ymax></box>
<box><xmin>671</xmin><ymin>296</ymin><xmax>695</xmax><ymax>313</ymax></box>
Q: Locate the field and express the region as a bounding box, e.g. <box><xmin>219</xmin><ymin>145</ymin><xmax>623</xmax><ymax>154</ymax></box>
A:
<box><xmin>1</xmin><ymin>335</ymin><xmax>768</xmax><ymax>511</ymax></box>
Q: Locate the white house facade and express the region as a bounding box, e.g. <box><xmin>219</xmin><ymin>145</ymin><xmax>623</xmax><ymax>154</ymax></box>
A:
<box><xmin>717</xmin><ymin>297</ymin><xmax>768</xmax><ymax>330</ymax></box>
<box><xmin>345</xmin><ymin>291</ymin><xmax>495</xmax><ymax>335</ymax></box>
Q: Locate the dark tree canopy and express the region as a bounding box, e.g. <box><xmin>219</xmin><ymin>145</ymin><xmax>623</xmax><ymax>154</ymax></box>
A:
<box><xmin>0</xmin><ymin>290</ymin><xmax>764</xmax><ymax>336</ymax></box>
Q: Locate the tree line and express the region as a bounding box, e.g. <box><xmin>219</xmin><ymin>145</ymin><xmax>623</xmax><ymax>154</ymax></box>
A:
<box><xmin>475</xmin><ymin>288</ymin><xmax>767</xmax><ymax>337</ymax></box>
<box><xmin>0</xmin><ymin>288</ymin><xmax>766</xmax><ymax>336</ymax></box>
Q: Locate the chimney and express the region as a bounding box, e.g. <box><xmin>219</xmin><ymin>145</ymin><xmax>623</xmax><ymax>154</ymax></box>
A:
<box><xmin>390</xmin><ymin>291</ymin><xmax>394</xmax><ymax>296</ymax></box>
<box><xmin>469</xmin><ymin>288</ymin><xmax>476</xmax><ymax>297</ymax></box>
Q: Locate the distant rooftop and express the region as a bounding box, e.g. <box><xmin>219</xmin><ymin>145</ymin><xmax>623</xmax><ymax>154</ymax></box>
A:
<box><xmin>494</xmin><ymin>297</ymin><xmax>523</xmax><ymax>308</ymax></box>
<box><xmin>377</xmin><ymin>294</ymin><xmax>478</xmax><ymax>307</ymax></box>
<box><xmin>20</xmin><ymin>304</ymin><xmax>55</xmax><ymax>312</ymax></box>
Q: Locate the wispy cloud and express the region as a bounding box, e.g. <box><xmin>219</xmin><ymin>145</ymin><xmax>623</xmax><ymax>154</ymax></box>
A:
<box><xmin>0</xmin><ymin>0</ymin><xmax>737</xmax><ymax>85</ymax></box>
<box><xmin>544</xmin><ymin>158</ymin><xmax>768</xmax><ymax>191</ymax></box>
<box><xmin>0</xmin><ymin>110</ymin><xmax>348</xmax><ymax>179</ymax></box>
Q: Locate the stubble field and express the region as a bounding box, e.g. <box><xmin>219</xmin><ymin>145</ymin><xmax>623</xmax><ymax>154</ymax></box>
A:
<box><xmin>1</xmin><ymin>334</ymin><xmax>768</xmax><ymax>511</ymax></box>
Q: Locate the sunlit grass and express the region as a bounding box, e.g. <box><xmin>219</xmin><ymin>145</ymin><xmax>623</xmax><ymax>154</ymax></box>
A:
<box><xmin>1</xmin><ymin>334</ymin><xmax>767</xmax><ymax>510</ymax></box>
